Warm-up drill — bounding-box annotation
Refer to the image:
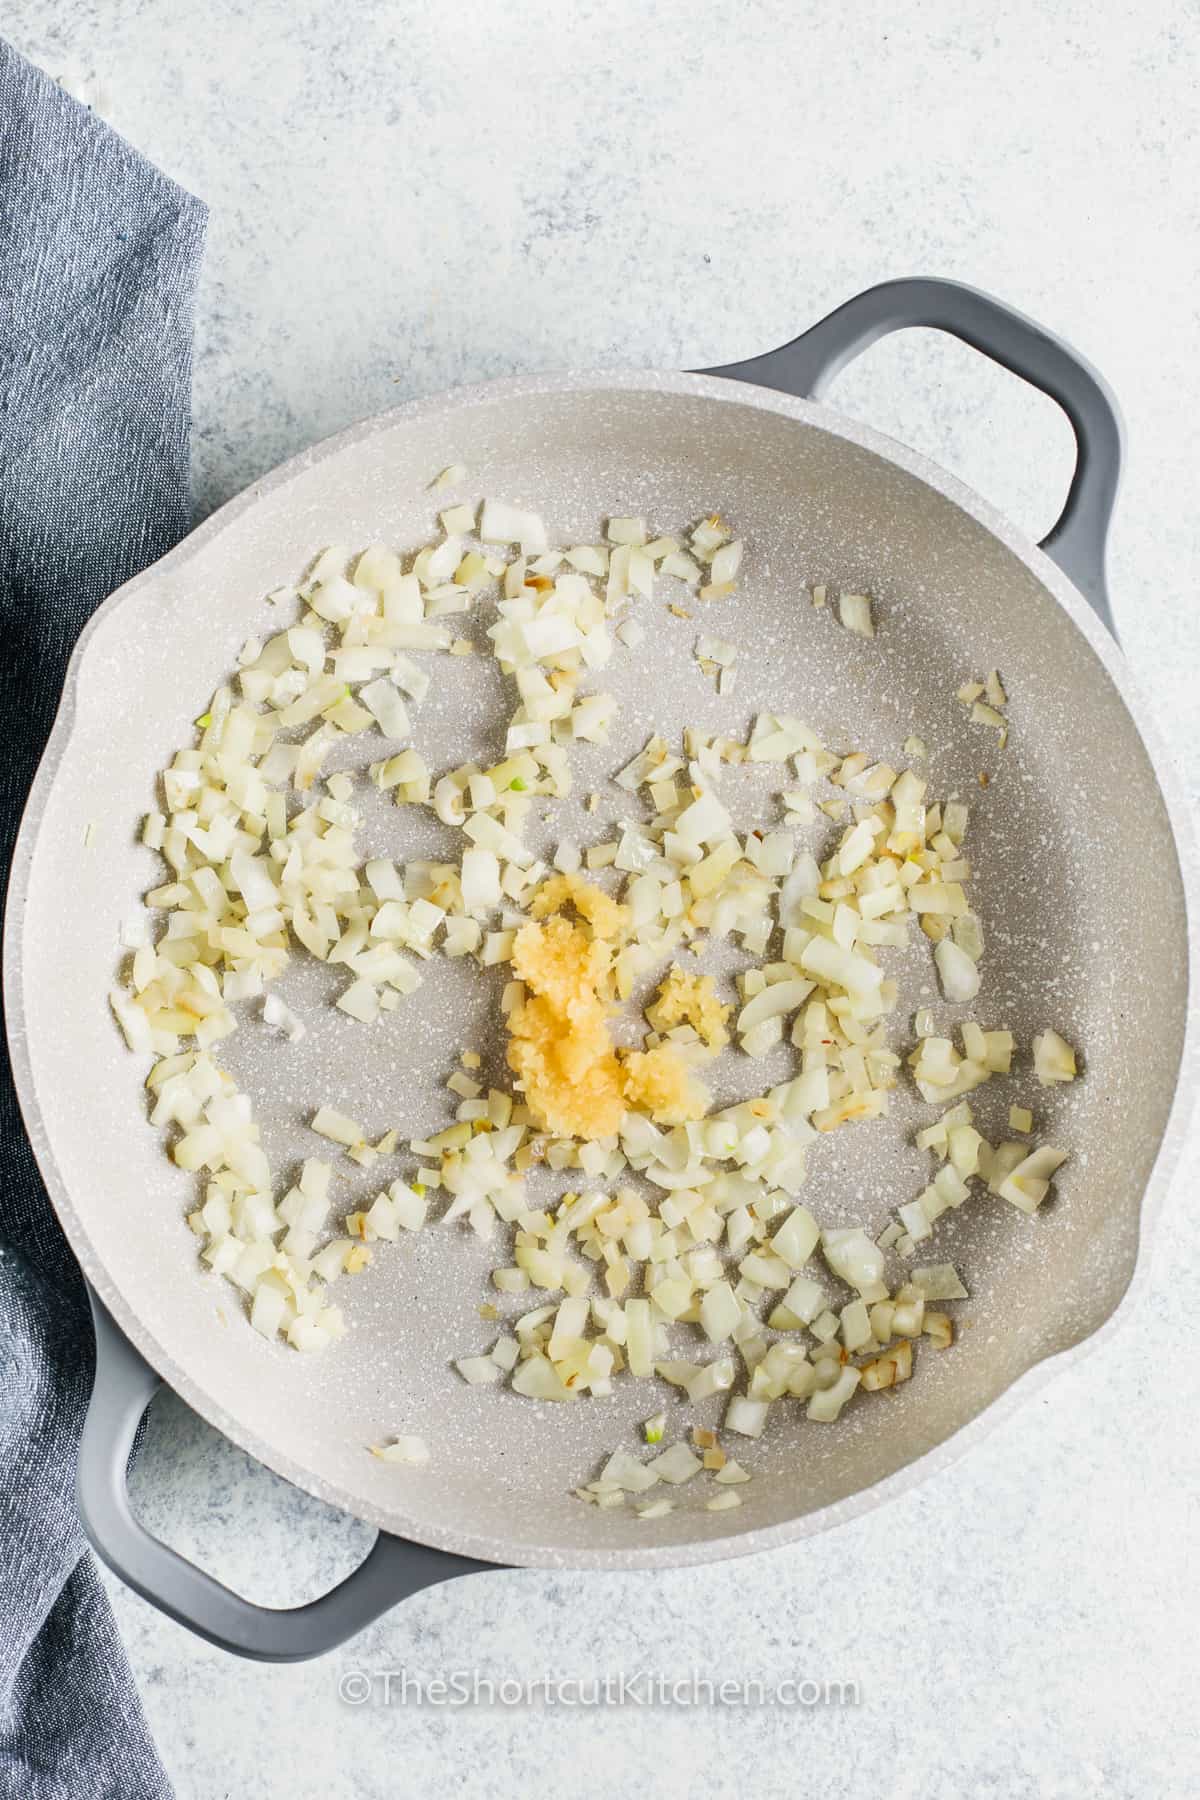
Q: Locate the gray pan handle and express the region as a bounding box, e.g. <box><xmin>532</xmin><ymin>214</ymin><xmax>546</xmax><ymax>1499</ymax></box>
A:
<box><xmin>703</xmin><ymin>277</ymin><xmax>1123</xmax><ymax>636</ymax></box>
<box><xmin>77</xmin><ymin>1289</ymin><xmax>492</xmax><ymax>1661</ymax></box>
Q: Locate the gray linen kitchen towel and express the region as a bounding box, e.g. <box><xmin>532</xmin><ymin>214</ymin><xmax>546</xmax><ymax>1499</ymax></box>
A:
<box><xmin>0</xmin><ymin>39</ymin><xmax>206</xmax><ymax>1799</ymax></box>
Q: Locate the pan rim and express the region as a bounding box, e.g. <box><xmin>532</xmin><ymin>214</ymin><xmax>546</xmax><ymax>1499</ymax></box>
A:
<box><xmin>6</xmin><ymin>365</ymin><xmax>1197</xmax><ymax>1572</ymax></box>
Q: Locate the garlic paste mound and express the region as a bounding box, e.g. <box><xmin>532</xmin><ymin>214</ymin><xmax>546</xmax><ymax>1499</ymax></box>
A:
<box><xmin>507</xmin><ymin>877</ymin><xmax>708</xmax><ymax>1139</ymax></box>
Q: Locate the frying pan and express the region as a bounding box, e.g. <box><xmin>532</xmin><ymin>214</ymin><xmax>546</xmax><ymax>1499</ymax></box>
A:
<box><xmin>6</xmin><ymin>278</ymin><xmax>1196</xmax><ymax>1662</ymax></box>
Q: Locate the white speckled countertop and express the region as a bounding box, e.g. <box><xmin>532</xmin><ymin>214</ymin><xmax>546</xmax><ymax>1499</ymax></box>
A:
<box><xmin>8</xmin><ymin>4</ymin><xmax>1200</xmax><ymax>1795</ymax></box>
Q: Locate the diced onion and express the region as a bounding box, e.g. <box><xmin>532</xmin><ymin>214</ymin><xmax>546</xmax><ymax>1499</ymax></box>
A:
<box><xmin>371</xmin><ymin>1434</ymin><xmax>431</xmax><ymax>1465</ymax></box>
<box><xmin>118</xmin><ymin>480</ymin><xmax>1078</xmax><ymax>1517</ymax></box>
<box><xmin>935</xmin><ymin>937</ymin><xmax>981</xmax><ymax>1002</ymax></box>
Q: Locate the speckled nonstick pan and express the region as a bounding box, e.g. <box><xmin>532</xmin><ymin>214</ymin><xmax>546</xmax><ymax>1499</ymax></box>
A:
<box><xmin>6</xmin><ymin>279</ymin><xmax>1197</xmax><ymax>1661</ymax></box>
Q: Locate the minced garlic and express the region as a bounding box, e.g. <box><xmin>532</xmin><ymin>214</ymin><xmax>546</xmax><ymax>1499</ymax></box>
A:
<box><xmin>645</xmin><ymin>964</ymin><xmax>730</xmax><ymax>1052</ymax></box>
<box><xmin>506</xmin><ymin>879</ymin><xmax>708</xmax><ymax>1139</ymax></box>
<box><xmin>528</xmin><ymin>871</ymin><xmax>627</xmax><ymax>940</ymax></box>
<box><xmin>621</xmin><ymin>1044</ymin><xmax>708</xmax><ymax>1125</ymax></box>
<box><xmin>508</xmin><ymin>911</ymin><xmax>626</xmax><ymax>1138</ymax></box>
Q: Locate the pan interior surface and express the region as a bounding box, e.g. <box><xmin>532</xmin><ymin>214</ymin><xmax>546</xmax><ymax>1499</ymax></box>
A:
<box><xmin>14</xmin><ymin>378</ymin><xmax>1189</xmax><ymax>1565</ymax></box>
